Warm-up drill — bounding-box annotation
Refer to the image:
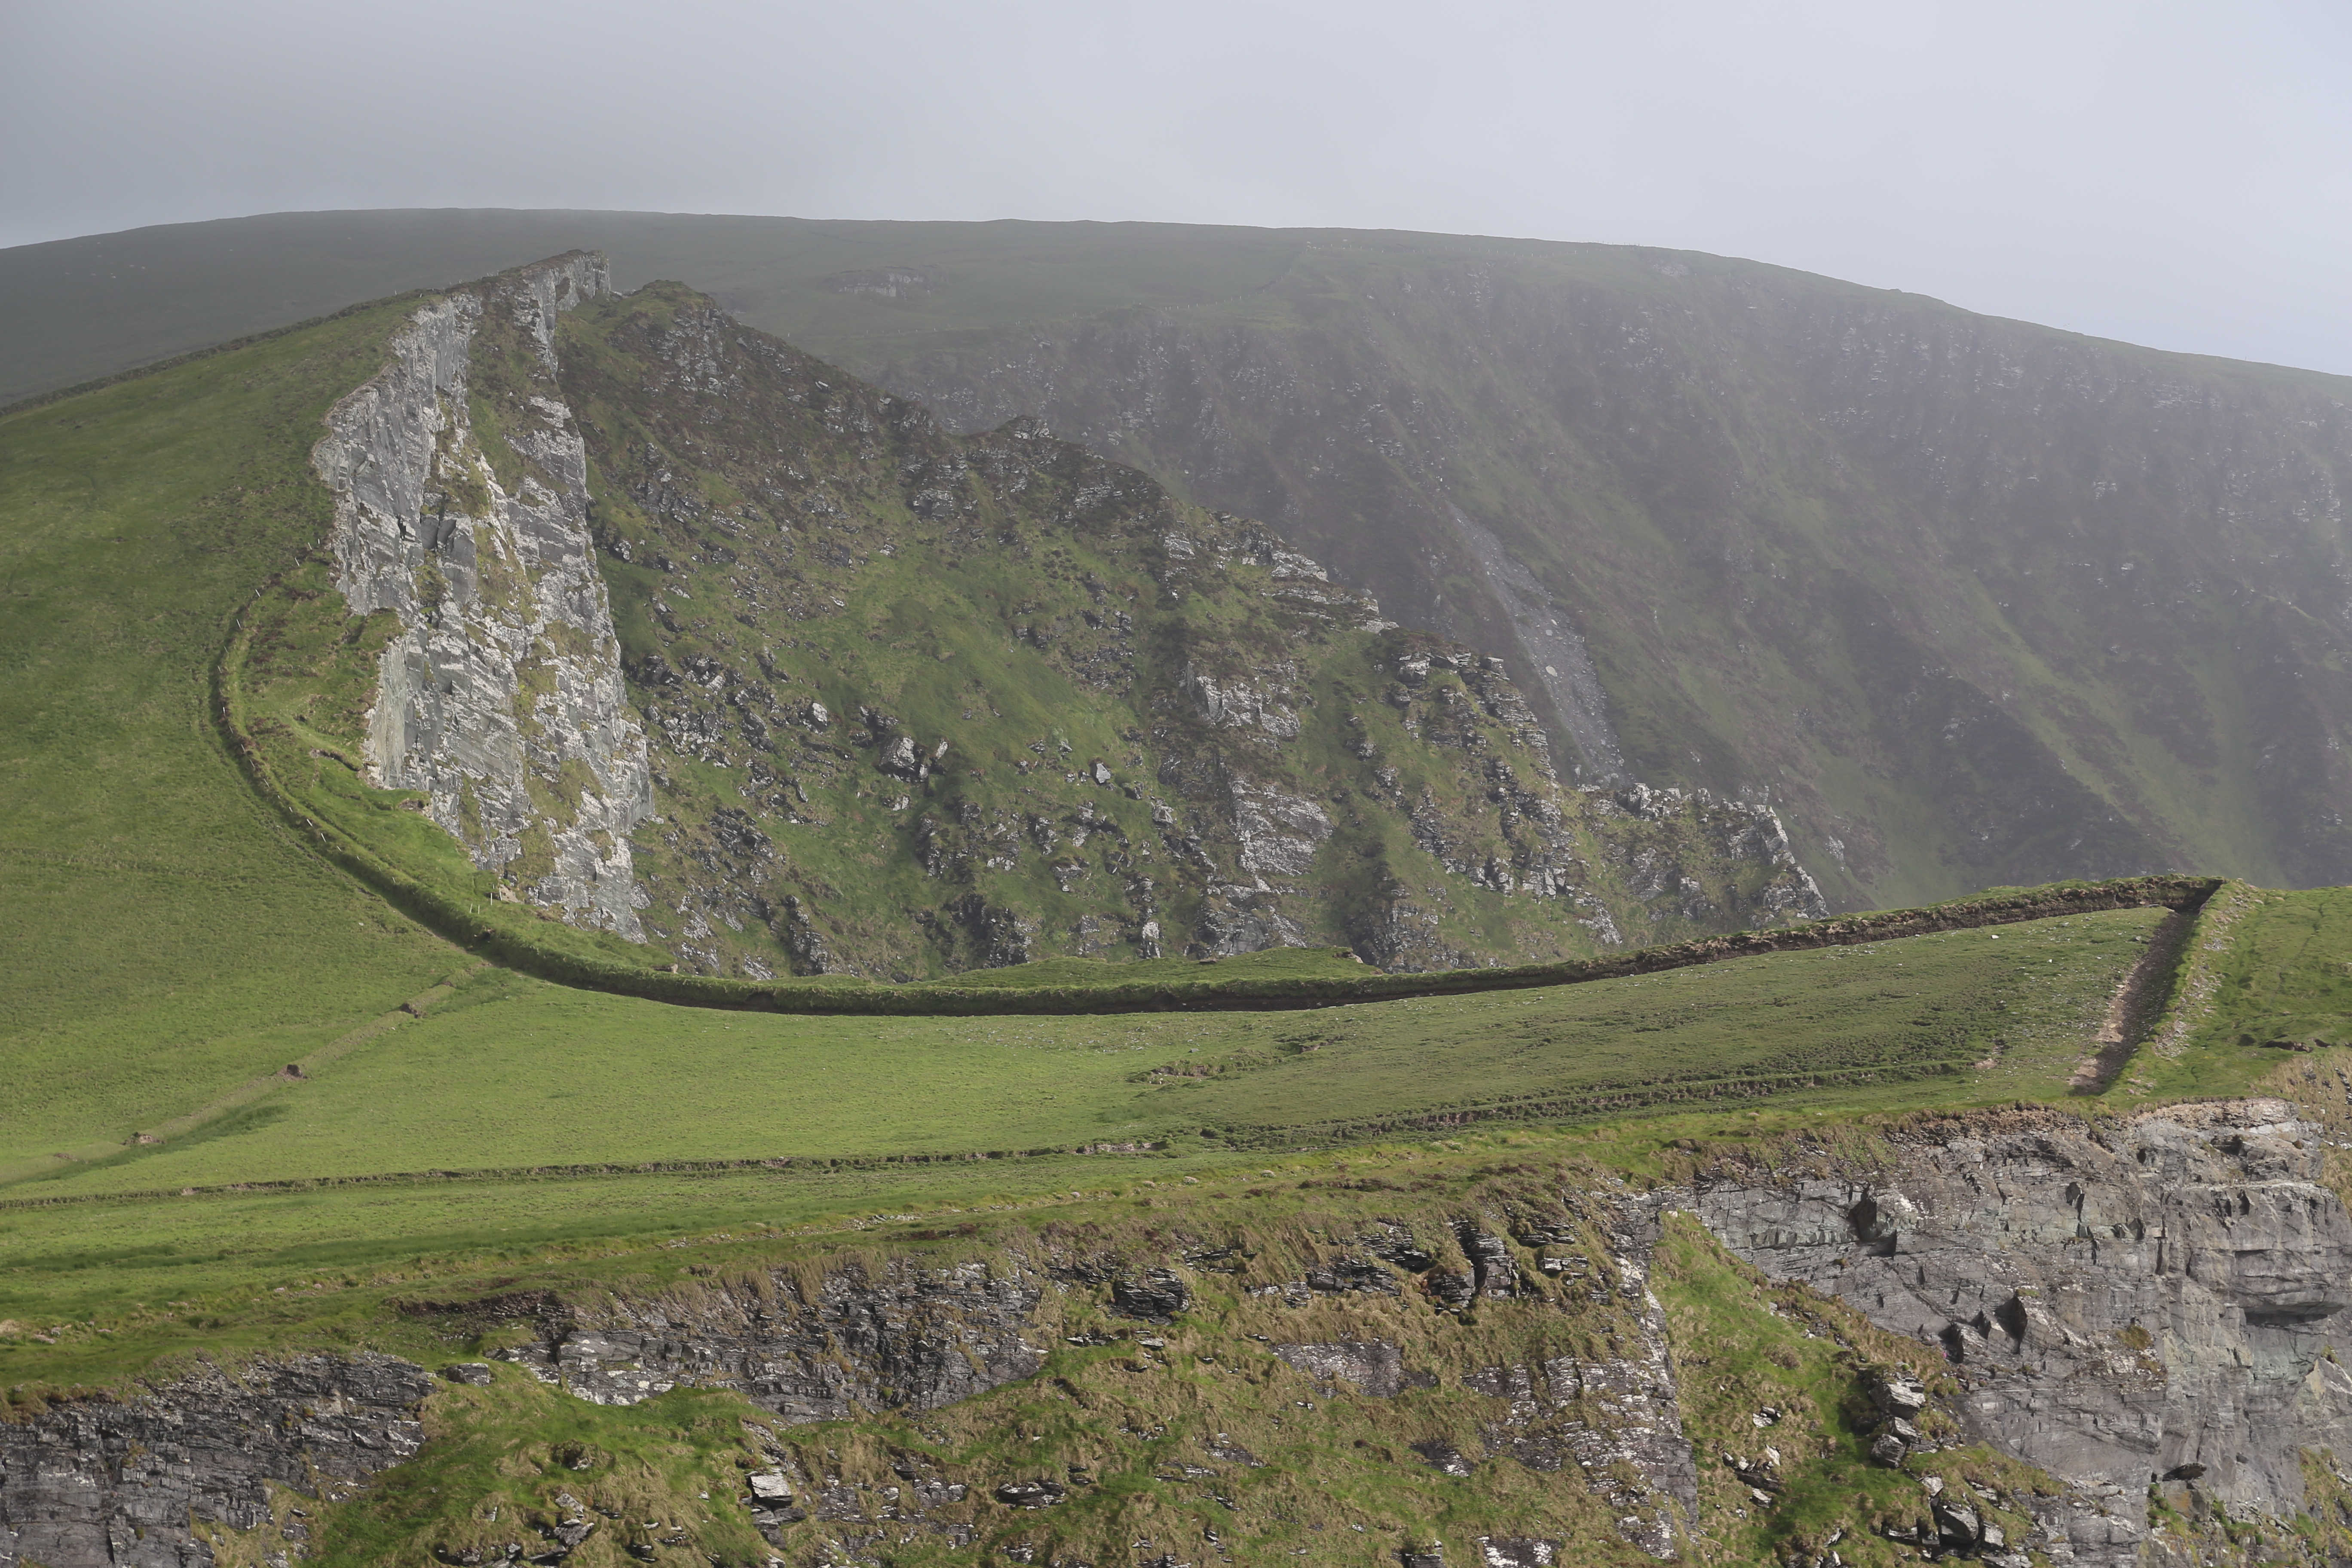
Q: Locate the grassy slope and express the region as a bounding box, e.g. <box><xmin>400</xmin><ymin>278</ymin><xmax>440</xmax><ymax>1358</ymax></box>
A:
<box><xmin>0</xmin><ymin>256</ymin><xmax>2272</xmax><ymax>1274</ymax></box>
<box><xmin>0</xmin><ymin>299</ymin><xmax>465</xmax><ymax>1173</ymax></box>
<box><xmin>1168</xmin><ymin>909</ymin><xmax>2166</xmax><ymax>1136</ymax></box>
<box><xmin>0</xmin><ymin>905</ymin><xmax>2161</xmax><ymax>1208</ymax></box>
<box><xmin>2193</xmin><ymin>885</ymin><xmax>2352</xmax><ymax>1045</ymax></box>
<box><xmin>2132</xmin><ymin>883</ymin><xmax>2352</xmax><ymax>1102</ymax></box>
<box><xmin>3</xmin><ymin>220</ymin><xmax>2345</xmax><ymax>1564</ymax></box>
<box><xmin>18</xmin><ymin>214</ymin><xmax>2352</xmax><ymax>914</ymax></box>
<box><xmin>0</xmin><ymin>262</ymin><xmax>2200</xmax><ymax>1209</ymax></box>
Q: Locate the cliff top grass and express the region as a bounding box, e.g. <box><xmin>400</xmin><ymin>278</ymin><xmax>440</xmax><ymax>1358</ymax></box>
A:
<box><xmin>0</xmin><ymin>1116</ymin><xmax>2123</xmax><ymax>1568</ymax></box>
<box><xmin>0</xmin><ymin>900</ymin><xmax>2190</xmax><ymax>1372</ymax></box>
<box><xmin>0</xmin><ymin>883</ymin><xmax>2324</xmax><ymax>1487</ymax></box>
<box><xmin>0</xmin><ymin>1120</ymin><xmax>2046</xmax><ymax>1567</ymax></box>
<box><xmin>1</xmin><ymin>904</ymin><xmax>2168</xmax><ymax>1197</ymax></box>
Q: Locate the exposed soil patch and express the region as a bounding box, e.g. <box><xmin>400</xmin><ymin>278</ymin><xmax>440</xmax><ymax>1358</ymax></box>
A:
<box><xmin>2070</xmin><ymin>906</ymin><xmax>2193</xmax><ymax>1092</ymax></box>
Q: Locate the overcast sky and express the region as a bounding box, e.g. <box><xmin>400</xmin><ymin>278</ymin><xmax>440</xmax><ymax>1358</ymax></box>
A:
<box><xmin>6</xmin><ymin>0</ymin><xmax>2349</xmax><ymax>374</ymax></box>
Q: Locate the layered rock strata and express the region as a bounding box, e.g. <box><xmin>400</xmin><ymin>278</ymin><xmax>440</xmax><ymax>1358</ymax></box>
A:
<box><xmin>312</xmin><ymin>251</ymin><xmax>651</xmax><ymax>936</ymax></box>
<box><xmin>0</xmin><ymin>1354</ymin><xmax>430</xmax><ymax>1568</ymax></box>
<box><xmin>22</xmin><ymin>1101</ymin><xmax>2352</xmax><ymax>1563</ymax></box>
<box><xmin>1689</xmin><ymin>1098</ymin><xmax>2352</xmax><ymax>1565</ymax></box>
<box><xmin>488</xmin><ymin>1258</ymin><xmax>1050</xmax><ymax>1421</ymax></box>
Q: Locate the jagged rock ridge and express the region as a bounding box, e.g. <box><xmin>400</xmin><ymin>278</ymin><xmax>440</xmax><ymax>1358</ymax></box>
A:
<box><xmin>528</xmin><ymin>271</ymin><xmax>1827</xmax><ymax>978</ymax></box>
<box><xmin>312</xmin><ymin>252</ymin><xmax>652</xmax><ymax>937</ymax></box>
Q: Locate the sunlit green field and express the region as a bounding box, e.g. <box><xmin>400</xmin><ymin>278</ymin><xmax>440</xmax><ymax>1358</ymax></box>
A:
<box><xmin>0</xmin><ymin>907</ymin><xmax>2161</xmax><ymax>1203</ymax></box>
<box><xmin>0</xmin><ymin>301</ymin><xmax>469</xmax><ymax>1169</ymax></box>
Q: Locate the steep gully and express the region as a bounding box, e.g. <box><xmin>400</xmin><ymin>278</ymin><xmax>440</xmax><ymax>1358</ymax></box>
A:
<box><xmin>10</xmin><ymin>1099</ymin><xmax>2352</xmax><ymax>1565</ymax></box>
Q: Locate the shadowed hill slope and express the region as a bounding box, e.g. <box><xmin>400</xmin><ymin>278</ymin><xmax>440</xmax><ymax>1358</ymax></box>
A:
<box><xmin>851</xmin><ymin>239</ymin><xmax>2352</xmax><ymax>911</ymax></box>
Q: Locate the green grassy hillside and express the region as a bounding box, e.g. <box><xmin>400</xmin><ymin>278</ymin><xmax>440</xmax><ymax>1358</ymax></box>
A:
<box><xmin>23</xmin><ymin>210</ymin><xmax>2352</xmax><ymax>910</ymax></box>
<box><xmin>0</xmin><ymin>296</ymin><xmax>468</xmax><ymax>1173</ymax></box>
<box><xmin>6</xmin><ymin>233</ymin><xmax>2348</xmax><ymax>1568</ymax></box>
<box><xmin>0</xmin><ymin>258</ymin><xmax>2271</xmax><ymax>1263</ymax></box>
<box><xmin>0</xmin><ymin>902</ymin><xmax>2162</xmax><ymax>1202</ymax></box>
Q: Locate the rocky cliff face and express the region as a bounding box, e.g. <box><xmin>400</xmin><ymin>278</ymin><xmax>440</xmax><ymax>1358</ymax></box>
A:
<box><xmin>456</xmin><ymin>1099</ymin><xmax>2352</xmax><ymax>1565</ymax></box>
<box><xmin>312</xmin><ymin>252</ymin><xmax>652</xmax><ymax>937</ymax></box>
<box><xmin>1689</xmin><ymin>1097</ymin><xmax>2352</xmax><ymax>1565</ymax></box>
<box><xmin>0</xmin><ymin>1354</ymin><xmax>430</xmax><ymax>1568</ymax></box>
<box><xmin>20</xmin><ymin>1100</ymin><xmax>2352</xmax><ymax>1564</ymax></box>
<box><xmin>488</xmin><ymin>1257</ymin><xmax>1051</xmax><ymax>1423</ymax></box>
<box><xmin>465</xmin><ymin>1210</ymin><xmax>1708</xmax><ymax>1563</ymax></box>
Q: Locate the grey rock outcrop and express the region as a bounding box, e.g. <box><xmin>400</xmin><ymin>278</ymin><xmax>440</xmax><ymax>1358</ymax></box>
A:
<box><xmin>491</xmin><ymin>1257</ymin><xmax>1048</xmax><ymax>1422</ymax></box>
<box><xmin>0</xmin><ymin>1354</ymin><xmax>431</xmax><ymax>1568</ymax></box>
<box><xmin>1226</xmin><ymin>776</ymin><xmax>1333</xmax><ymax>880</ymax></box>
<box><xmin>1598</xmin><ymin>785</ymin><xmax>1828</xmax><ymax>924</ymax></box>
<box><xmin>1688</xmin><ymin>1098</ymin><xmax>2352</xmax><ymax>1563</ymax></box>
<box><xmin>1184</xmin><ymin>659</ymin><xmax>1304</xmax><ymax>738</ymax></box>
<box><xmin>1191</xmin><ymin>886</ymin><xmax>1311</xmax><ymax>957</ymax></box>
<box><xmin>312</xmin><ymin>252</ymin><xmax>652</xmax><ymax>937</ymax></box>
<box><xmin>1460</xmin><ymin>1245</ymin><xmax>1698</xmax><ymax>1562</ymax></box>
<box><xmin>1271</xmin><ymin>1340</ymin><xmax>1412</xmax><ymax>1398</ymax></box>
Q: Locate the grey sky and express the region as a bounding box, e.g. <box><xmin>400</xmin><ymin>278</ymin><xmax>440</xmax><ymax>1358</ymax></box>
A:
<box><xmin>6</xmin><ymin>0</ymin><xmax>2349</xmax><ymax>374</ymax></box>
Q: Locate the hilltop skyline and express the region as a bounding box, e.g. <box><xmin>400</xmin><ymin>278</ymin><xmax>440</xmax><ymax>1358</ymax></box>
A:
<box><xmin>6</xmin><ymin>0</ymin><xmax>2351</xmax><ymax>377</ymax></box>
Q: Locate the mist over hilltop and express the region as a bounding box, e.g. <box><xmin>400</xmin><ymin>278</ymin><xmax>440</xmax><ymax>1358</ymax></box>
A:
<box><xmin>7</xmin><ymin>0</ymin><xmax>2350</xmax><ymax>378</ymax></box>
<box><xmin>10</xmin><ymin>211</ymin><xmax>2352</xmax><ymax>914</ymax></box>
